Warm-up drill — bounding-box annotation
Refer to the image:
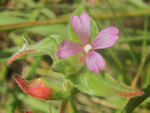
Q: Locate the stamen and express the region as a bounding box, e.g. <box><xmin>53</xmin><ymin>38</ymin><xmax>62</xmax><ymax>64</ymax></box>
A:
<box><xmin>84</xmin><ymin>44</ymin><xmax>92</xmax><ymax>53</ymax></box>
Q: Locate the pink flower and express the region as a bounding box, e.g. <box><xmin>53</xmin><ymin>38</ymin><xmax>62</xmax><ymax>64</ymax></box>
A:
<box><xmin>56</xmin><ymin>12</ymin><xmax>119</xmax><ymax>73</ymax></box>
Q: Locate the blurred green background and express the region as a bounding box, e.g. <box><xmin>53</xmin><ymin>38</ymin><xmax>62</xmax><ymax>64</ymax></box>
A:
<box><xmin>0</xmin><ymin>0</ymin><xmax>150</xmax><ymax>113</ymax></box>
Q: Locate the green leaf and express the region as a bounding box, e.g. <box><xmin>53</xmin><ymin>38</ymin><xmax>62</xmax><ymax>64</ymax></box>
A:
<box><xmin>25</xmin><ymin>24</ymin><xmax>67</xmax><ymax>37</ymax></box>
<box><xmin>40</xmin><ymin>77</ymin><xmax>70</xmax><ymax>100</ymax></box>
<box><xmin>52</xmin><ymin>54</ymin><xmax>84</xmax><ymax>75</ymax></box>
<box><xmin>26</xmin><ymin>56</ymin><xmax>43</xmax><ymax>80</ymax></box>
<box><xmin>8</xmin><ymin>37</ymin><xmax>58</xmax><ymax>64</ymax></box>
<box><xmin>128</xmin><ymin>0</ymin><xmax>148</xmax><ymax>8</ymax></box>
<box><xmin>68</xmin><ymin>6</ymin><xmax>99</xmax><ymax>43</ymax></box>
<box><xmin>90</xmin><ymin>17</ymin><xmax>99</xmax><ymax>41</ymax></box>
<box><xmin>121</xmin><ymin>85</ymin><xmax>150</xmax><ymax>113</ymax></box>
<box><xmin>0</xmin><ymin>17</ymin><xmax>28</xmax><ymax>25</ymax></box>
<box><xmin>40</xmin><ymin>8</ymin><xmax>56</xmax><ymax>19</ymax></box>
<box><xmin>16</xmin><ymin>93</ymin><xmax>58</xmax><ymax>113</ymax></box>
<box><xmin>48</xmin><ymin>35</ymin><xmax>67</xmax><ymax>46</ymax></box>
<box><xmin>67</xmin><ymin>71</ymin><xmax>144</xmax><ymax>97</ymax></box>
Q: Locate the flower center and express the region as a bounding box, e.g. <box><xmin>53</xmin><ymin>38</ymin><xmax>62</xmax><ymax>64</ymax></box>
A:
<box><xmin>84</xmin><ymin>44</ymin><xmax>92</xmax><ymax>53</ymax></box>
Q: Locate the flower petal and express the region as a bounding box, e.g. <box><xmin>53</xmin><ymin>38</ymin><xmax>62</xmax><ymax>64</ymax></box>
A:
<box><xmin>86</xmin><ymin>51</ymin><xmax>105</xmax><ymax>73</ymax></box>
<box><xmin>92</xmin><ymin>26</ymin><xmax>119</xmax><ymax>50</ymax></box>
<box><xmin>56</xmin><ymin>40</ymin><xmax>83</xmax><ymax>58</ymax></box>
<box><xmin>72</xmin><ymin>12</ymin><xmax>91</xmax><ymax>45</ymax></box>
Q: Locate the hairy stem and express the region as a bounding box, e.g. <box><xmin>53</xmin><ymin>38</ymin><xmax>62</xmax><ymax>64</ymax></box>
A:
<box><xmin>60</xmin><ymin>98</ymin><xmax>69</xmax><ymax>113</ymax></box>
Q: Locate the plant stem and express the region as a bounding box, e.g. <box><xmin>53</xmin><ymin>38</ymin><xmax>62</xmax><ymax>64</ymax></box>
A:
<box><xmin>121</xmin><ymin>85</ymin><xmax>150</xmax><ymax>113</ymax></box>
<box><xmin>60</xmin><ymin>98</ymin><xmax>69</xmax><ymax>113</ymax></box>
<box><xmin>93</xmin><ymin>9</ymin><xmax>150</xmax><ymax>19</ymax></box>
<box><xmin>131</xmin><ymin>15</ymin><xmax>149</xmax><ymax>89</ymax></box>
<box><xmin>131</xmin><ymin>50</ymin><xmax>148</xmax><ymax>89</ymax></box>
<box><xmin>0</xmin><ymin>17</ymin><xmax>68</xmax><ymax>31</ymax></box>
<box><xmin>26</xmin><ymin>56</ymin><xmax>43</xmax><ymax>80</ymax></box>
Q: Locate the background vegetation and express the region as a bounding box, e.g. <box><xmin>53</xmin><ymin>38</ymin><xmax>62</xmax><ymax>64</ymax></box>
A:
<box><xmin>0</xmin><ymin>0</ymin><xmax>150</xmax><ymax>113</ymax></box>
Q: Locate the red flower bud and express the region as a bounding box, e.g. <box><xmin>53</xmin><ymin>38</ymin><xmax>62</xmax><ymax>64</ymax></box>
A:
<box><xmin>15</xmin><ymin>75</ymin><xmax>70</xmax><ymax>100</ymax></box>
<box><xmin>15</xmin><ymin>75</ymin><xmax>52</xmax><ymax>100</ymax></box>
<box><xmin>21</xmin><ymin>111</ymin><xmax>32</xmax><ymax>113</ymax></box>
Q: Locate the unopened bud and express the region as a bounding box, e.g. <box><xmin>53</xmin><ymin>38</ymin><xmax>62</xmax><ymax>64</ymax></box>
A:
<box><xmin>15</xmin><ymin>76</ymin><xmax>70</xmax><ymax>100</ymax></box>
<box><xmin>21</xmin><ymin>110</ymin><xmax>32</xmax><ymax>113</ymax></box>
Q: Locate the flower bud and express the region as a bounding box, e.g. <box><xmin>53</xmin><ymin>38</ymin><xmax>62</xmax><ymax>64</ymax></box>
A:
<box><xmin>21</xmin><ymin>111</ymin><xmax>32</xmax><ymax>113</ymax></box>
<box><xmin>15</xmin><ymin>76</ymin><xmax>70</xmax><ymax>100</ymax></box>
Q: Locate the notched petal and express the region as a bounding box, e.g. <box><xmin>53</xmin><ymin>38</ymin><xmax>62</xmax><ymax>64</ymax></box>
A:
<box><xmin>92</xmin><ymin>26</ymin><xmax>119</xmax><ymax>50</ymax></box>
<box><xmin>56</xmin><ymin>40</ymin><xmax>82</xmax><ymax>58</ymax></box>
<box><xmin>86</xmin><ymin>51</ymin><xmax>105</xmax><ymax>73</ymax></box>
<box><xmin>72</xmin><ymin>12</ymin><xmax>91</xmax><ymax>45</ymax></box>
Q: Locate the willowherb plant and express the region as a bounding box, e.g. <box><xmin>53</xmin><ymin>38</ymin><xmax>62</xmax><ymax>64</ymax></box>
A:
<box><xmin>56</xmin><ymin>12</ymin><xmax>119</xmax><ymax>73</ymax></box>
<box><xmin>8</xmin><ymin>6</ymin><xmax>144</xmax><ymax>113</ymax></box>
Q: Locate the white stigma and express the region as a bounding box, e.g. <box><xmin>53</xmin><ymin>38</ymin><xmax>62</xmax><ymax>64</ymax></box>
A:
<box><xmin>84</xmin><ymin>44</ymin><xmax>92</xmax><ymax>53</ymax></box>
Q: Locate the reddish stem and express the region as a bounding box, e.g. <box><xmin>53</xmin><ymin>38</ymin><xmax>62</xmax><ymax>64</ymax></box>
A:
<box><xmin>60</xmin><ymin>99</ymin><xmax>69</xmax><ymax>113</ymax></box>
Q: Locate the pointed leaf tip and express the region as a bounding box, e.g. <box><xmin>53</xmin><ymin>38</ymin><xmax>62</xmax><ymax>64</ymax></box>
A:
<box><xmin>116</xmin><ymin>90</ymin><xmax>144</xmax><ymax>97</ymax></box>
<box><xmin>68</xmin><ymin>72</ymin><xmax>144</xmax><ymax>98</ymax></box>
<box><xmin>8</xmin><ymin>50</ymin><xmax>36</xmax><ymax>64</ymax></box>
<box><xmin>8</xmin><ymin>37</ymin><xmax>58</xmax><ymax>64</ymax></box>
